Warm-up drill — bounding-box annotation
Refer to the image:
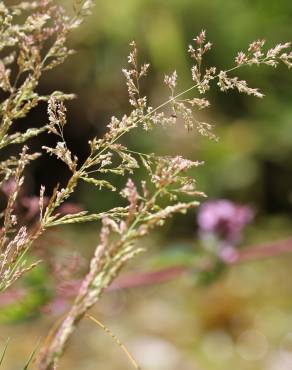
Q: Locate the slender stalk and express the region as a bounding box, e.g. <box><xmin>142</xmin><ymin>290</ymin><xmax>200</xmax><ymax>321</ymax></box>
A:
<box><xmin>36</xmin><ymin>249</ymin><xmax>128</xmax><ymax>369</ymax></box>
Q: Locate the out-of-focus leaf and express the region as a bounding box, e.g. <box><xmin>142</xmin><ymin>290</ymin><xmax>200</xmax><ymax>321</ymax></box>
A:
<box><xmin>149</xmin><ymin>243</ymin><xmax>199</xmax><ymax>268</ymax></box>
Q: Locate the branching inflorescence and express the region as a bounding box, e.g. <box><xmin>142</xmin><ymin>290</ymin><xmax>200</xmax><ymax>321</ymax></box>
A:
<box><xmin>0</xmin><ymin>1</ymin><xmax>291</xmax><ymax>368</ymax></box>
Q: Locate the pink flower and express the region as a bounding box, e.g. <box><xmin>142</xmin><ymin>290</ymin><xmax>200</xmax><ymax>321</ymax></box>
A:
<box><xmin>198</xmin><ymin>199</ymin><xmax>254</xmax><ymax>245</ymax></box>
<box><xmin>58</xmin><ymin>202</ymin><xmax>84</xmax><ymax>215</ymax></box>
<box><xmin>21</xmin><ymin>195</ymin><xmax>48</xmax><ymax>220</ymax></box>
<box><xmin>1</xmin><ymin>178</ymin><xmax>17</xmax><ymax>196</ymax></box>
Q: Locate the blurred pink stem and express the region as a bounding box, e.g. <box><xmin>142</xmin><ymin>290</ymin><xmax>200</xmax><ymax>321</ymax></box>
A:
<box><xmin>108</xmin><ymin>266</ymin><xmax>187</xmax><ymax>290</ymax></box>
<box><xmin>109</xmin><ymin>238</ymin><xmax>292</xmax><ymax>290</ymax></box>
<box><xmin>234</xmin><ymin>238</ymin><xmax>292</xmax><ymax>263</ymax></box>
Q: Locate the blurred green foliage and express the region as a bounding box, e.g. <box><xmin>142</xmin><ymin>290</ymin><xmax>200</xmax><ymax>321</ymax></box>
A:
<box><xmin>0</xmin><ymin>265</ymin><xmax>50</xmax><ymax>324</ymax></box>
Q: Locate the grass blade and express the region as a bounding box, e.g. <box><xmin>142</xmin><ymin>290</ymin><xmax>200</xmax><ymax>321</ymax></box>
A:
<box><xmin>23</xmin><ymin>339</ymin><xmax>40</xmax><ymax>370</ymax></box>
<box><xmin>86</xmin><ymin>314</ymin><xmax>141</xmax><ymax>370</ymax></box>
<box><xmin>0</xmin><ymin>338</ymin><xmax>10</xmax><ymax>367</ymax></box>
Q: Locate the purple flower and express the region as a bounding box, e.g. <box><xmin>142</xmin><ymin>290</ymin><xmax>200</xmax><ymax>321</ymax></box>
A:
<box><xmin>198</xmin><ymin>199</ymin><xmax>254</xmax><ymax>246</ymax></box>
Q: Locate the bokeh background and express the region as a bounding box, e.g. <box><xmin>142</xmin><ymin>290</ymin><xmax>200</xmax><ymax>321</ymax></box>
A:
<box><xmin>1</xmin><ymin>0</ymin><xmax>292</xmax><ymax>369</ymax></box>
